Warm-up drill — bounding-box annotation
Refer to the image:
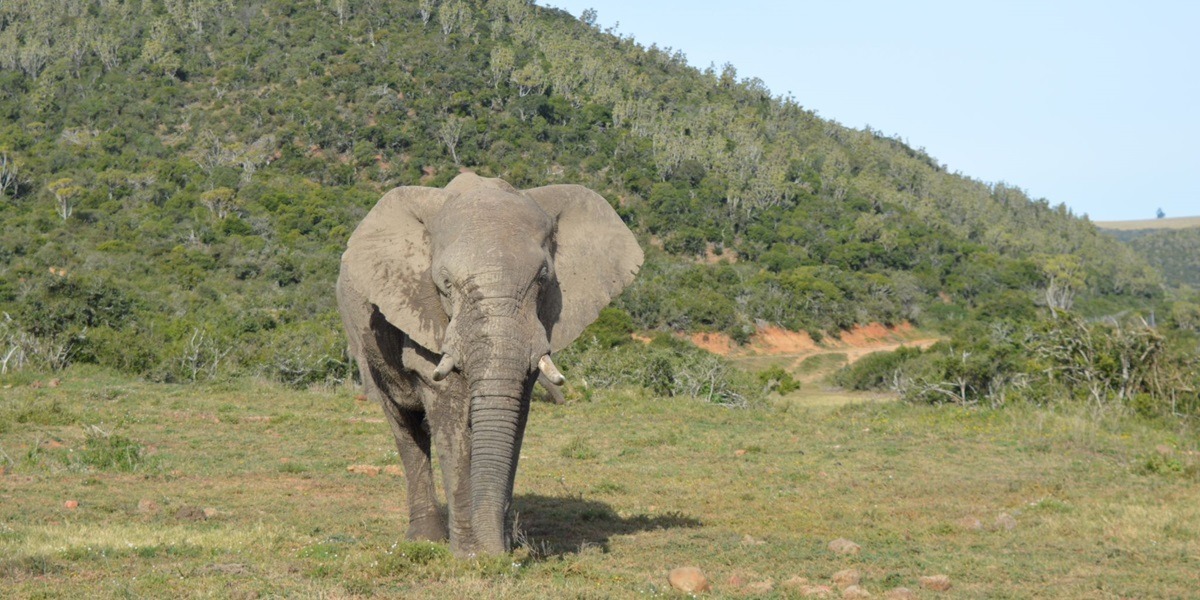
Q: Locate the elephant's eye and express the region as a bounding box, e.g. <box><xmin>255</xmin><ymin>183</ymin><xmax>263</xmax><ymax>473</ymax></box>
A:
<box><xmin>536</xmin><ymin>266</ymin><xmax>549</xmax><ymax>283</ymax></box>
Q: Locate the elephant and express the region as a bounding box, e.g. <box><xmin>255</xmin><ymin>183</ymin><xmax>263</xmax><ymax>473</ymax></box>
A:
<box><xmin>336</xmin><ymin>172</ymin><xmax>642</xmax><ymax>555</ymax></box>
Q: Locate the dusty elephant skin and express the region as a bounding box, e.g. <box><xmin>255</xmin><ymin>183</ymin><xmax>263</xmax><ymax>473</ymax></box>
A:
<box><xmin>337</xmin><ymin>173</ymin><xmax>642</xmax><ymax>556</ymax></box>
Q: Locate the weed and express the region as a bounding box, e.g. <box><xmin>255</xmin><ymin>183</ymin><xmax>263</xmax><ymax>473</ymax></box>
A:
<box><xmin>377</xmin><ymin>540</ymin><xmax>451</xmax><ymax>575</ymax></box>
<box><xmin>74</xmin><ymin>425</ymin><xmax>151</xmax><ymax>472</ymax></box>
<box><xmin>560</xmin><ymin>437</ymin><xmax>599</xmax><ymax>460</ymax></box>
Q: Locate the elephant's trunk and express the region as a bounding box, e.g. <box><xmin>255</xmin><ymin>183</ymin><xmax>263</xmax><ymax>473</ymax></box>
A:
<box><xmin>465</xmin><ymin>314</ymin><xmax>535</xmax><ymax>554</ymax></box>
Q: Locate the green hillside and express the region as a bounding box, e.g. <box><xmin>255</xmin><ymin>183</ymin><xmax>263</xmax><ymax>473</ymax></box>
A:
<box><xmin>1116</xmin><ymin>228</ymin><xmax>1200</xmax><ymax>289</ymax></box>
<box><xmin>0</xmin><ymin>0</ymin><xmax>1171</xmax><ymax>386</ymax></box>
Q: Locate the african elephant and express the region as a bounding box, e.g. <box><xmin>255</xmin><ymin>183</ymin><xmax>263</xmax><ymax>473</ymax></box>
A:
<box><xmin>336</xmin><ymin>172</ymin><xmax>642</xmax><ymax>555</ymax></box>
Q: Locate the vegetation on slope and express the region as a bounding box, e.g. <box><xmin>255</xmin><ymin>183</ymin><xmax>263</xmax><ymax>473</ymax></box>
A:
<box><xmin>1106</xmin><ymin>227</ymin><xmax>1200</xmax><ymax>289</ymax></box>
<box><xmin>0</xmin><ymin>0</ymin><xmax>1172</xmax><ymax>394</ymax></box>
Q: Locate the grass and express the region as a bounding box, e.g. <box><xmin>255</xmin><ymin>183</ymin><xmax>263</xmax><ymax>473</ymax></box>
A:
<box><xmin>1093</xmin><ymin>215</ymin><xmax>1200</xmax><ymax>231</ymax></box>
<box><xmin>1</xmin><ymin>366</ymin><xmax>1199</xmax><ymax>598</ymax></box>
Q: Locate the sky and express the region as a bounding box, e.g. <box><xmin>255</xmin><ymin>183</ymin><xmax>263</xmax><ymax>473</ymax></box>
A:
<box><xmin>539</xmin><ymin>1</ymin><xmax>1199</xmax><ymax>221</ymax></box>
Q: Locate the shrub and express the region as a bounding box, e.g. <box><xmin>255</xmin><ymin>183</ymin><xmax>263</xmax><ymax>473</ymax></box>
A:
<box><xmin>834</xmin><ymin>346</ymin><xmax>925</xmax><ymax>391</ymax></box>
<box><xmin>75</xmin><ymin>426</ymin><xmax>150</xmax><ymax>472</ymax></box>
<box><xmin>557</xmin><ymin>336</ymin><xmax>758</xmax><ymax>406</ymax></box>
<box><xmin>757</xmin><ymin>365</ymin><xmax>800</xmax><ymax>395</ymax></box>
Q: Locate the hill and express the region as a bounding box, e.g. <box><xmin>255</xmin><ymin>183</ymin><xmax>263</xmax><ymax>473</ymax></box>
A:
<box><xmin>1115</xmin><ymin>228</ymin><xmax>1200</xmax><ymax>289</ymax></box>
<box><xmin>1095</xmin><ymin>216</ymin><xmax>1200</xmax><ymax>231</ymax></box>
<box><xmin>0</xmin><ymin>0</ymin><xmax>1162</xmax><ymax>383</ymax></box>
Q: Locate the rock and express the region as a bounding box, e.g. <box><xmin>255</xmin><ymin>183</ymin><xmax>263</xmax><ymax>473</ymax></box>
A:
<box><xmin>956</xmin><ymin>516</ymin><xmax>983</xmax><ymax>531</ymax></box>
<box><xmin>136</xmin><ymin>499</ymin><xmax>159</xmax><ymax>513</ymax></box>
<box><xmin>668</xmin><ymin>566</ymin><xmax>710</xmax><ymax>593</ymax></box>
<box><xmin>63</xmin><ymin>500</ymin><xmax>79</xmax><ymax>510</ymax></box>
<box><xmin>828</xmin><ymin>538</ymin><xmax>861</xmax><ymax>555</ymax></box>
<box><xmin>919</xmin><ymin>574</ymin><xmax>952</xmax><ymax>592</ymax></box>
<box><xmin>746</xmin><ymin>579</ymin><xmax>774</xmax><ymax>594</ymax></box>
<box><xmin>382</xmin><ymin>464</ymin><xmax>404</xmax><ymax>477</ymax></box>
<box><xmin>842</xmin><ymin>585</ymin><xmax>871</xmax><ymax>599</ymax></box>
<box><xmin>883</xmin><ymin>588</ymin><xmax>917</xmax><ymax>600</ymax></box>
<box><xmin>781</xmin><ymin>576</ymin><xmax>810</xmax><ymax>590</ymax></box>
<box><xmin>994</xmin><ymin>513</ymin><xmax>1017</xmax><ymax>531</ymax></box>
<box><xmin>832</xmin><ymin>568</ymin><xmax>861</xmax><ymax>589</ymax></box>
<box><xmin>347</xmin><ymin>464</ymin><xmax>382</xmax><ymax>476</ymax></box>
<box><xmin>800</xmin><ymin>585</ymin><xmax>834</xmax><ymax>598</ymax></box>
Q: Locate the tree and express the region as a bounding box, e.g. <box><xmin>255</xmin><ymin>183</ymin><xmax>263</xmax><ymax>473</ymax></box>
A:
<box><xmin>1039</xmin><ymin>254</ymin><xmax>1085</xmax><ymax>317</ymax></box>
<box><xmin>200</xmin><ymin>187</ymin><xmax>238</xmax><ymax>219</ymax></box>
<box><xmin>489</xmin><ymin>46</ymin><xmax>515</xmax><ymax>88</ymax></box>
<box><xmin>1157</xmin><ymin>207</ymin><xmax>1166</xmax><ymax>219</ymax></box>
<box><xmin>47</xmin><ymin>178</ymin><xmax>82</xmax><ymax>221</ymax></box>
<box><xmin>437</xmin><ymin>115</ymin><xmax>467</xmax><ymax>165</ymax></box>
<box><xmin>0</xmin><ymin>151</ymin><xmax>20</xmax><ymax>198</ymax></box>
<box><xmin>140</xmin><ymin>20</ymin><xmax>182</xmax><ymax>78</ymax></box>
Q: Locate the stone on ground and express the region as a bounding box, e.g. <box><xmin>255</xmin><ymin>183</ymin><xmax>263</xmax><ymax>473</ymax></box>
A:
<box><xmin>668</xmin><ymin>566</ymin><xmax>710</xmax><ymax>593</ymax></box>
<box><xmin>919</xmin><ymin>574</ymin><xmax>952</xmax><ymax>592</ymax></box>
<box><xmin>832</xmin><ymin>568</ymin><xmax>861</xmax><ymax>589</ymax></box>
<box><xmin>828</xmin><ymin>538</ymin><xmax>862</xmax><ymax>555</ymax></box>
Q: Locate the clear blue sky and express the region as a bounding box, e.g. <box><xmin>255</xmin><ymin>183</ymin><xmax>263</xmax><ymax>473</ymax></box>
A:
<box><xmin>540</xmin><ymin>1</ymin><xmax>1199</xmax><ymax>221</ymax></box>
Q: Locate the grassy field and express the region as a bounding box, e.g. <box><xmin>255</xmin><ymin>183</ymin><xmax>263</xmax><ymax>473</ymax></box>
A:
<box><xmin>2</xmin><ymin>367</ymin><xmax>1199</xmax><ymax>598</ymax></box>
<box><xmin>1093</xmin><ymin>215</ymin><xmax>1200</xmax><ymax>231</ymax></box>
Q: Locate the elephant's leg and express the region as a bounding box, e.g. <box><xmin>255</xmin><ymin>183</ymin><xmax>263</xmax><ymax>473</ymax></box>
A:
<box><xmin>378</xmin><ymin>399</ymin><xmax>448</xmax><ymax>542</ymax></box>
<box><xmin>429</xmin><ymin>414</ymin><xmax>473</xmax><ymax>554</ymax></box>
<box><xmin>424</xmin><ymin>383</ymin><xmax>474</xmax><ymax>554</ymax></box>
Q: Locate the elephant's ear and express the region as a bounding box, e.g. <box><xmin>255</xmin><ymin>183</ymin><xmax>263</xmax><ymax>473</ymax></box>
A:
<box><xmin>525</xmin><ymin>185</ymin><xmax>643</xmax><ymax>352</ymax></box>
<box><xmin>341</xmin><ymin>186</ymin><xmax>450</xmax><ymax>353</ymax></box>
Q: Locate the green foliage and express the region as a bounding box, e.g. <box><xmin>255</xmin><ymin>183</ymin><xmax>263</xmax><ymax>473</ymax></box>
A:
<box><xmin>74</xmin><ymin>427</ymin><xmax>151</xmax><ymax>473</ymax></box>
<box><xmin>377</xmin><ymin>541</ymin><xmax>452</xmax><ymax>575</ymax></box>
<box><xmin>756</xmin><ymin>365</ymin><xmax>800</xmax><ymax>395</ymax></box>
<box><xmin>557</xmin><ymin>336</ymin><xmax>758</xmax><ymax>406</ymax></box>
<box><xmin>1110</xmin><ymin>227</ymin><xmax>1200</xmax><ymax>289</ymax></box>
<box><xmin>835</xmin><ymin>346</ymin><xmax>926</xmax><ymax>391</ymax></box>
<box><xmin>835</xmin><ymin>311</ymin><xmax>1200</xmax><ymax>418</ymax></box>
<box><xmin>0</xmin><ymin>0</ymin><xmax>1164</xmax><ymax>388</ymax></box>
<box><xmin>577</xmin><ymin>307</ymin><xmax>635</xmax><ymax>348</ymax></box>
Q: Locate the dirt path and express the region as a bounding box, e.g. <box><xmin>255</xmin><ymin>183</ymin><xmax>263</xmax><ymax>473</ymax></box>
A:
<box><xmin>686</xmin><ymin>322</ymin><xmax>941</xmax><ymax>382</ymax></box>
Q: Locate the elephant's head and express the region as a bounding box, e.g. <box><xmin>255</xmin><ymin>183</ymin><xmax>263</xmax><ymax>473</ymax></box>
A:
<box><xmin>341</xmin><ymin>172</ymin><xmax>642</xmax><ymax>552</ymax></box>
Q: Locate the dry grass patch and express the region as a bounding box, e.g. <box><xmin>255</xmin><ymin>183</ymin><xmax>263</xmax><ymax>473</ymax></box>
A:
<box><xmin>0</xmin><ymin>369</ymin><xmax>1197</xmax><ymax>597</ymax></box>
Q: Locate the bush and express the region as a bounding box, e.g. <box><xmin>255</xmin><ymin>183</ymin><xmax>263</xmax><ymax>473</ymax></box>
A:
<box><xmin>834</xmin><ymin>346</ymin><xmax>925</xmax><ymax>391</ymax></box>
<box><xmin>74</xmin><ymin>426</ymin><xmax>151</xmax><ymax>472</ymax></box>
<box><xmin>757</xmin><ymin>365</ymin><xmax>800</xmax><ymax>395</ymax></box>
<box><xmin>557</xmin><ymin>336</ymin><xmax>758</xmax><ymax>406</ymax></box>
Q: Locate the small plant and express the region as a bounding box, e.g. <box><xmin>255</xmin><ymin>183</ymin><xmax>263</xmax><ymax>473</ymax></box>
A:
<box><xmin>377</xmin><ymin>540</ymin><xmax>451</xmax><ymax>575</ymax></box>
<box><xmin>75</xmin><ymin>426</ymin><xmax>150</xmax><ymax>472</ymax></box>
<box><xmin>560</xmin><ymin>437</ymin><xmax>599</xmax><ymax>460</ymax></box>
<box><xmin>757</xmin><ymin>365</ymin><xmax>800</xmax><ymax>395</ymax></box>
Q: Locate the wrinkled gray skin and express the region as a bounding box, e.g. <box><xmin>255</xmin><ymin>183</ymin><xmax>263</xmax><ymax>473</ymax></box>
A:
<box><xmin>337</xmin><ymin>173</ymin><xmax>641</xmax><ymax>555</ymax></box>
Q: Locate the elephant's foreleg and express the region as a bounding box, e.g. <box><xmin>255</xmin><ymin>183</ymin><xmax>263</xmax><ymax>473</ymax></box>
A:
<box><xmin>430</xmin><ymin>412</ymin><xmax>473</xmax><ymax>554</ymax></box>
<box><xmin>379</xmin><ymin>401</ymin><xmax>448</xmax><ymax>542</ymax></box>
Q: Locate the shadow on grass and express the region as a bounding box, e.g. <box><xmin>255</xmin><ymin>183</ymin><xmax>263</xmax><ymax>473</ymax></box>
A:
<box><xmin>513</xmin><ymin>493</ymin><xmax>701</xmax><ymax>557</ymax></box>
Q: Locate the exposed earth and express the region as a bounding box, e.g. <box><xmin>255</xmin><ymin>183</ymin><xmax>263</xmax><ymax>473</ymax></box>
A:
<box><xmin>687</xmin><ymin>322</ymin><xmax>940</xmax><ymax>383</ymax></box>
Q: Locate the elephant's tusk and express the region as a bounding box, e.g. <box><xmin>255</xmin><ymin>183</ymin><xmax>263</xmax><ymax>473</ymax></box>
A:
<box><xmin>432</xmin><ymin>353</ymin><xmax>456</xmax><ymax>381</ymax></box>
<box><xmin>537</xmin><ymin>355</ymin><xmax>565</xmax><ymax>386</ymax></box>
